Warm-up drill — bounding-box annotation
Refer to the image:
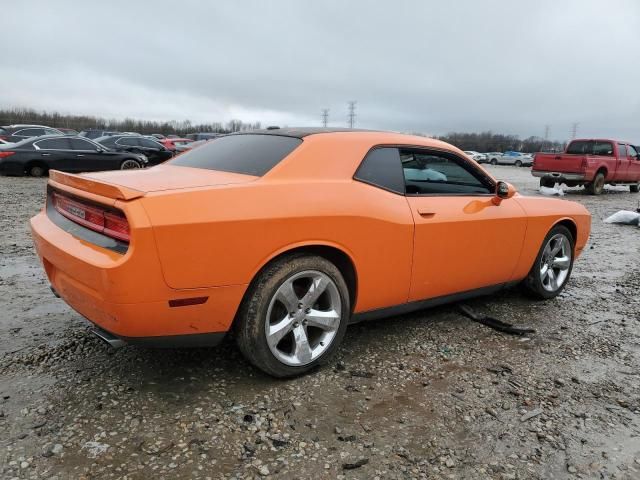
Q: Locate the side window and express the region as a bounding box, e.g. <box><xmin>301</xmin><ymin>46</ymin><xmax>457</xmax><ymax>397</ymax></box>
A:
<box><xmin>593</xmin><ymin>141</ymin><xmax>614</xmax><ymax>156</ymax></box>
<box><xmin>617</xmin><ymin>144</ymin><xmax>627</xmax><ymax>159</ymax></box>
<box><xmin>35</xmin><ymin>138</ymin><xmax>71</xmax><ymax>150</ymax></box>
<box><xmin>628</xmin><ymin>145</ymin><xmax>639</xmax><ymax>159</ymax></box>
<box><xmin>69</xmin><ymin>138</ymin><xmax>98</xmax><ymax>151</ymax></box>
<box><xmin>140</xmin><ymin>138</ymin><xmax>161</xmax><ymax>148</ymax></box>
<box><xmin>354</xmin><ymin>147</ymin><xmax>405</xmax><ymax>194</ymax></box>
<box><xmin>401</xmin><ymin>149</ymin><xmax>492</xmax><ymax>195</ymax></box>
<box><xmin>45</xmin><ymin>128</ymin><xmax>61</xmax><ymax>135</ymax></box>
<box><xmin>16</xmin><ymin>128</ymin><xmax>44</xmax><ymax>138</ymax></box>
<box><xmin>117</xmin><ymin>137</ymin><xmax>140</xmax><ymax>147</ymax></box>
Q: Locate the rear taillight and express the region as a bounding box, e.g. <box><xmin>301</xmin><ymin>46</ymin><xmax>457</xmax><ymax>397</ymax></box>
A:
<box><xmin>52</xmin><ymin>192</ymin><xmax>130</xmax><ymax>243</ymax></box>
<box><xmin>0</xmin><ymin>151</ymin><xmax>15</xmax><ymax>158</ymax></box>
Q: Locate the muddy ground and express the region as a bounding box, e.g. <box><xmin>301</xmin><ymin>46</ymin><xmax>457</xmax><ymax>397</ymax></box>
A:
<box><xmin>1</xmin><ymin>166</ymin><xmax>639</xmax><ymax>480</ymax></box>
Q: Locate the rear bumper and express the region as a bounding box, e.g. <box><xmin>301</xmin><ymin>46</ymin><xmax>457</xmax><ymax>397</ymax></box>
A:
<box><xmin>30</xmin><ymin>209</ymin><xmax>247</xmax><ymax>342</ymax></box>
<box><xmin>532</xmin><ymin>170</ymin><xmax>585</xmax><ymax>181</ymax></box>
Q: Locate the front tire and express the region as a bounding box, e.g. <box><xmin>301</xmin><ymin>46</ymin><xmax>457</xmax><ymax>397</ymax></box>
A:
<box><xmin>236</xmin><ymin>254</ymin><xmax>350</xmax><ymax>378</ymax></box>
<box><xmin>586</xmin><ymin>172</ymin><xmax>605</xmax><ymax>195</ymax></box>
<box><xmin>490</xmin><ymin>158</ymin><xmax>498</xmax><ymax>165</ymax></box>
<box><xmin>515</xmin><ymin>160</ymin><xmax>522</xmax><ymax>167</ymax></box>
<box><xmin>522</xmin><ymin>225</ymin><xmax>574</xmax><ymax>299</ymax></box>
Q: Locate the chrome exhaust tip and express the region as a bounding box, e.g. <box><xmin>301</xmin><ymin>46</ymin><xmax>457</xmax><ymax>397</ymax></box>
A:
<box><xmin>91</xmin><ymin>327</ymin><xmax>126</xmax><ymax>349</ymax></box>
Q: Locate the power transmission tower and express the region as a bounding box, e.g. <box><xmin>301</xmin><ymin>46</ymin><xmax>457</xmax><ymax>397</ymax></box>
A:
<box><xmin>571</xmin><ymin>122</ymin><xmax>579</xmax><ymax>139</ymax></box>
<box><xmin>321</xmin><ymin>109</ymin><xmax>329</xmax><ymax>128</ymax></box>
<box><xmin>347</xmin><ymin>101</ymin><xmax>357</xmax><ymax>129</ymax></box>
<box><xmin>544</xmin><ymin>125</ymin><xmax>550</xmax><ymax>141</ymax></box>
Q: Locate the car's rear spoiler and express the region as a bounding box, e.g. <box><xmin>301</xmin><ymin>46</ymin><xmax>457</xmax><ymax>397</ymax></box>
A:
<box><xmin>48</xmin><ymin>170</ymin><xmax>145</xmax><ymax>201</ymax></box>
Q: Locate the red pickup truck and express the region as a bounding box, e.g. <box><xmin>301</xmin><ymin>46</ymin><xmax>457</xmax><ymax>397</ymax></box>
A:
<box><xmin>533</xmin><ymin>139</ymin><xmax>640</xmax><ymax>195</ymax></box>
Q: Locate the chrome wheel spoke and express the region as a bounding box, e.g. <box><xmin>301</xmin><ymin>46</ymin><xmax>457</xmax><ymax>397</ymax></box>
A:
<box><xmin>552</xmin><ymin>255</ymin><xmax>570</xmax><ymax>270</ymax></box>
<box><xmin>306</xmin><ymin>309</ymin><xmax>340</xmax><ymax>331</ymax></box>
<box><xmin>547</xmin><ymin>269</ymin><xmax>558</xmax><ymax>290</ymax></box>
<box><xmin>292</xmin><ymin>324</ymin><xmax>313</xmax><ymax>364</ymax></box>
<box><xmin>301</xmin><ymin>275</ymin><xmax>329</xmax><ymax>307</ymax></box>
<box><xmin>267</xmin><ymin>315</ymin><xmax>295</xmax><ymax>348</ymax></box>
<box><xmin>275</xmin><ymin>282</ymin><xmax>299</xmax><ymax>312</ymax></box>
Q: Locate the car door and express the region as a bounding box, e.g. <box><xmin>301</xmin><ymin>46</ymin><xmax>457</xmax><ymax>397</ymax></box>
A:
<box><xmin>68</xmin><ymin>138</ymin><xmax>110</xmax><ymax>172</ymax></box>
<box><xmin>32</xmin><ymin>137</ymin><xmax>73</xmax><ymax>170</ymax></box>
<box><xmin>139</xmin><ymin>138</ymin><xmax>171</xmax><ymax>164</ymax></box>
<box><xmin>401</xmin><ymin>147</ymin><xmax>528</xmax><ymax>302</ymax></box>
<box><xmin>627</xmin><ymin>145</ymin><xmax>640</xmax><ymax>182</ymax></box>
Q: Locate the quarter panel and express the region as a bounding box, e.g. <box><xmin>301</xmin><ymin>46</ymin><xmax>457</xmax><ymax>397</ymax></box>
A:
<box><xmin>142</xmin><ymin>181</ymin><xmax>415</xmax><ymax>313</ymax></box>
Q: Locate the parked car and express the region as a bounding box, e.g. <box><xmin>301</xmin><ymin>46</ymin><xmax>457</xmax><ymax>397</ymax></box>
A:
<box><xmin>30</xmin><ymin>129</ymin><xmax>591</xmax><ymax>377</ymax></box>
<box><xmin>58</xmin><ymin>128</ymin><xmax>79</xmax><ymax>136</ymax></box>
<box><xmin>0</xmin><ymin>135</ymin><xmax>147</xmax><ymax>177</ymax></box>
<box><xmin>79</xmin><ymin>129</ymin><xmax>122</xmax><ymax>140</ymax></box>
<box><xmin>486</xmin><ymin>152</ymin><xmax>502</xmax><ymax>164</ymax></box>
<box><xmin>0</xmin><ymin>125</ymin><xmax>63</xmax><ymax>143</ymax></box>
<box><xmin>463</xmin><ymin>151</ymin><xmax>486</xmax><ymax>163</ymax></box>
<box><xmin>185</xmin><ymin>132</ymin><xmax>222</xmax><ymax>141</ymax></box>
<box><xmin>151</xmin><ymin>133</ymin><xmax>165</xmax><ymax>140</ymax></box>
<box><xmin>500</xmin><ymin>151</ymin><xmax>533</xmax><ymax>167</ymax></box>
<box><xmin>533</xmin><ymin>139</ymin><xmax>640</xmax><ymax>194</ymax></box>
<box><xmin>95</xmin><ymin>135</ymin><xmax>173</xmax><ymax>165</ymax></box>
<box><xmin>160</xmin><ymin>137</ymin><xmax>194</xmax><ymax>151</ymax></box>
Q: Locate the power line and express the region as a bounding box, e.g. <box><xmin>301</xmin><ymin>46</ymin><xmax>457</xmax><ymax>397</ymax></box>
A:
<box><xmin>321</xmin><ymin>108</ymin><xmax>329</xmax><ymax>128</ymax></box>
<box><xmin>347</xmin><ymin>101</ymin><xmax>357</xmax><ymax>129</ymax></box>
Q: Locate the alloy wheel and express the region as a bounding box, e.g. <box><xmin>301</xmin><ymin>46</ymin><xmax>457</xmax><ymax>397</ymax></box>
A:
<box><xmin>121</xmin><ymin>160</ymin><xmax>141</xmax><ymax>170</ymax></box>
<box><xmin>265</xmin><ymin>270</ymin><xmax>341</xmax><ymax>366</ymax></box>
<box><xmin>539</xmin><ymin>233</ymin><xmax>572</xmax><ymax>292</ymax></box>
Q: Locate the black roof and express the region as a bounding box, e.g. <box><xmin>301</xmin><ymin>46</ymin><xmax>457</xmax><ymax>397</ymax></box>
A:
<box><xmin>229</xmin><ymin>127</ymin><xmax>377</xmax><ymax>138</ymax></box>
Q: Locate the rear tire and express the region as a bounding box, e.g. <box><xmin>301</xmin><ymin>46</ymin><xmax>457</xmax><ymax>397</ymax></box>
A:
<box><xmin>120</xmin><ymin>159</ymin><xmax>141</xmax><ymax>170</ymax></box>
<box><xmin>522</xmin><ymin>225</ymin><xmax>574</xmax><ymax>300</ymax></box>
<box><xmin>630</xmin><ymin>183</ymin><xmax>639</xmax><ymax>193</ymax></box>
<box><xmin>586</xmin><ymin>172</ymin><xmax>605</xmax><ymax>195</ymax></box>
<box><xmin>235</xmin><ymin>254</ymin><xmax>350</xmax><ymax>378</ymax></box>
<box><xmin>28</xmin><ymin>165</ymin><xmax>46</xmax><ymax>177</ymax></box>
<box><xmin>490</xmin><ymin>159</ymin><xmax>498</xmax><ymax>165</ymax></box>
<box><xmin>515</xmin><ymin>160</ymin><xmax>522</xmax><ymax>167</ymax></box>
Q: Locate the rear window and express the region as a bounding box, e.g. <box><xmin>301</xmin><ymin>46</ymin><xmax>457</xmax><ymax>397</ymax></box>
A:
<box><xmin>566</xmin><ymin>141</ymin><xmax>593</xmax><ymax>154</ymax></box>
<box><xmin>170</xmin><ymin>134</ymin><xmax>302</xmax><ymax>176</ymax></box>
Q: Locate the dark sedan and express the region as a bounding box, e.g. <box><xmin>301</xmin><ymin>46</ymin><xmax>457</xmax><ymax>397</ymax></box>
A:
<box><xmin>1</xmin><ymin>124</ymin><xmax>64</xmax><ymax>143</ymax></box>
<box><xmin>95</xmin><ymin>135</ymin><xmax>173</xmax><ymax>165</ymax></box>
<box><xmin>0</xmin><ymin>136</ymin><xmax>147</xmax><ymax>177</ymax></box>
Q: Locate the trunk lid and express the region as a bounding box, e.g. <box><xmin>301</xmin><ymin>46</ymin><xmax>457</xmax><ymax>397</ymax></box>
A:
<box><xmin>49</xmin><ymin>165</ymin><xmax>258</xmax><ymax>200</ymax></box>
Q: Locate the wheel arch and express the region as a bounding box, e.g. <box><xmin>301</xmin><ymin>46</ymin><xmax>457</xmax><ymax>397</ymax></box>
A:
<box><xmin>246</xmin><ymin>242</ymin><xmax>358</xmax><ymax>314</ymax></box>
<box><xmin>553</xmin><ymin>217</ymin><xmax>577</xmax><ymax>245</ymax></box>
<box><xmin>24</xmin><ymin>160</ymin><xmax>49</xmax><ymax>175</ymax></box>
<box><xmin>595</xmin><ymin>166</ymin><xmax>608</xmax><ymax>179</ymax></box>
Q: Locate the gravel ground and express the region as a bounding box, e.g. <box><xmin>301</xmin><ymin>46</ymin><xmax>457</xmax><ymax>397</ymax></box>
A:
<box><xmin>1</xmin><ymin>166</ymin><xmax>640</xmax><ymax>480</ymax></box>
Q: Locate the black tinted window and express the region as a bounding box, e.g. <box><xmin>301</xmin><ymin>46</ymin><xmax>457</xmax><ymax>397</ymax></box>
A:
<box><xmin>69</xmin><ymin>138</ymin><xmax>98</xmax><ymax>151</ymax></box>
<box><xmin>118</xmin><ymin>137</ymin><xmax>140</xmax><ymax>147</ymax></box>
<box><xmin>36</xmin><ymin>138</ymin><xmax>70</xmax><ymax>149</ymax></box>
<box><xmin>617</xmin><ymin>144</ymin><xmax>627</xmax><ymax>158</ymax></box>
<box><xmin>566</xmin><ymin>141</ymin><xmax>592</xmax><ymax>154</ymax></box>
<box><xmin>171</xmin><ymin>134</ymin><xmax>302</xmax><ymax>176</ymax></box>
<box><xmin>354</xmin><ymin>147</ymin><xmax>404</xmax><ymax>194</ymax></box>
<box><xmin>629</xmin><ymin>145</ymin><xmax>639</xmax><ymax>158</ymax></box>
<box><xmin>140</xmin><ymin>138</ymin><xmax>161</xmax><ymax>148</ymax></box>
<box><xmin>16</xmin><ymin>128</ymin><xmax>45</xmax><ymax>137</ymax></box>
<box><xmin>593</xmin><ymin>141</ymin><xmax>614</xmax><ymax>156</ymax></box>
<box><xmin>401</xmin><ymin>149</ymin><xmax>492</xmax><ymax>195</ymax></box>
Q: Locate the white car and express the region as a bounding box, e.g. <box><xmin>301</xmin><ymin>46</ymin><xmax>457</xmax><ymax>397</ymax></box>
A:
<box><xmin>499</xmin><ymin>151</ymin><xmax>533</xmax><ymax>167</ymax></box>
<box><xmin>463</xmin><ymin>151</ymin><xmax>487</xmax><ymax>163</ymax></box>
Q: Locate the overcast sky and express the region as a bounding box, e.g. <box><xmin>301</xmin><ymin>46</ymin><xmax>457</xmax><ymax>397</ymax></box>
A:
<box><xmin>2</xmin><ymin>0</ymin><xmax>639</xmax><ymax>142</ymax></box>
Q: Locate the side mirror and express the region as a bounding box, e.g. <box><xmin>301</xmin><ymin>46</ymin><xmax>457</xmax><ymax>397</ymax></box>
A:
<box><xmin>492</xmin><ymin>181</ymin><xmax>516</xmax><ymax>205</ymax></box>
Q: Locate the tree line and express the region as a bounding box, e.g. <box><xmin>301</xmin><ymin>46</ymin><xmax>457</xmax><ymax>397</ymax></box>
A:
<box><xmin>437</xmin><ymin>131</ymin><xmax>565</xmax><ymax>153</ymax></box>
<box><xmin>0</xmin><ymin>107</ymin><xmax>262</xmax><ymax>135</ymax></box>
<box><xmin>0</xmin><ymin>107</ymin><xmax>565</xmax><ymax>152</ymax></box>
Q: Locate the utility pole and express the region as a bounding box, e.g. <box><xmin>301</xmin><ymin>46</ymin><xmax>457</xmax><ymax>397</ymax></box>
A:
<box><xmin>321</xmin><ymin>108</ymin><xmax>329</xmax><ymax>128</ymax></box>
<box><xmin>347</xmin><ymin>101</ymin><xmax>357</xmax><ymax>129</ymax></box>
<box><xmin>544</xmin><ymin>125</ymin><xmax>550</xmax><ymax>141</ymax></box>
<box><xmin>571</xmin><ymin>122</ymin><xmax>579</xmax><ymax>139</ymax></box>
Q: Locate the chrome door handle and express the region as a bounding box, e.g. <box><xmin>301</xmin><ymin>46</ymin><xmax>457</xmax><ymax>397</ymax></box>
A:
<box><xmin>77</xmin><ymin>154</ymin><xmax>84</xmax><ymax>157</ymax></box>
<box><xmin>41</xmin><ymin>153</ymin><xmax>51</xmax><ymax>156</ymax></box>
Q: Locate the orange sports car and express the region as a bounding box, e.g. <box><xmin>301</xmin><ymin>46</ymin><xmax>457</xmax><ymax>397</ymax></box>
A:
<box><xmin>30</xmin><ymin>129</ymin><xmax>591</xmax><ymax>377</ymax></box>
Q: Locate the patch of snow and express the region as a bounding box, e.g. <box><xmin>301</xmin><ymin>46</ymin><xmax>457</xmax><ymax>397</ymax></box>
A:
<box><xmin>604</xmin><ymin>210</ymin><xmax>640</xmax><ymax>226</ymax></box>
<box><xmin>539</xmin><ymin>185</ymin><xmax>565</xmax><ymax>196</ymax></box>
